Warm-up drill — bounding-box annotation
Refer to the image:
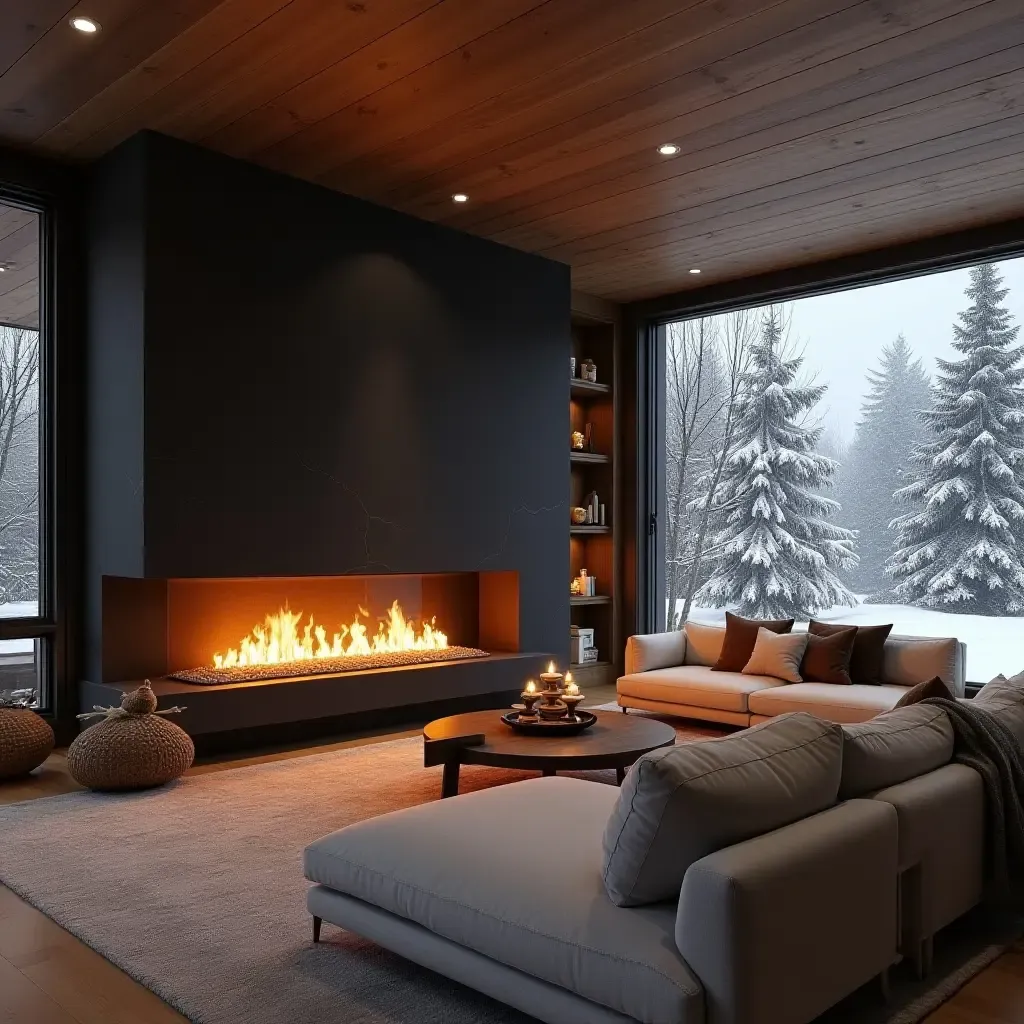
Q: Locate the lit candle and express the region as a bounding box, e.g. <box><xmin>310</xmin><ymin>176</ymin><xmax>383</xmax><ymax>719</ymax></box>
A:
<box><xmin>566</xmin><ymin>680</ymin><xmax>579</xmax><ymax>696</ymax></box>
<box><xmin>525</xmin><ymin>680</ymin><xmax>536</xmax><ymax>694</ymax></box>
<box><xmin>539</xmin><ymin>661</ymin><xmax>564</xmax><ymax>690</ymax></box>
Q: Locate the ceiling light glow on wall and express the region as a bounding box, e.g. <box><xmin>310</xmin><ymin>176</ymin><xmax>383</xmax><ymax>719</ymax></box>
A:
<box><xmin>657</xmin><ymin>143</ymin><xmax>680</xmax><ymax>156</ymax></box>
<box><xmin>71</xmin><ymin>16</ymin><xmax>100</xmax><ymax>33</ymax></box>
<box><xmin>689</xmin><ymin>268</ymin><xmax>701</xmax><ymax>274</ymax></box>
<box><xmin>452</xmin><ymin>193</ymin><xmax>469</xmax><ymax>203</ymax></box>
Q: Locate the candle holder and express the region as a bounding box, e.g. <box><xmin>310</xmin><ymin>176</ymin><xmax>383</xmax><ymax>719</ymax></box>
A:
<box><xmin>518</xmin><ymin>687</ymin><xmax>542</xmax><ymax>722</ymax></box>
<box><xmin>539</xmin><ymin>664</ymin><xmax>564</xmax><ymax>691</ymax></box>
<box><xmin>537</xmin><ymin>694</ymin><xmax>568</xmax><ymax>721</ymax></box>
<box><xmin>563</xmin><ymin>693</ymin><xmax>586</xmax><ymax>720</ymax></box>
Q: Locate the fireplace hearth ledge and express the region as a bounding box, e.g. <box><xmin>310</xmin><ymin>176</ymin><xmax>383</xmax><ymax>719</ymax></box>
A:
<box><xmin>80</xmin><ymin>652</ymin><xmax>549</xmax><ymax>745</ymax></box>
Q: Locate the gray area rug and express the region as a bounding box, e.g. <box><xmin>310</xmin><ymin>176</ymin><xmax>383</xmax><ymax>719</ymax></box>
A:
<box><xmin>0</xmin><ymin>734</ymin><xmax>1019</xmax><ymax>1024</ymax></box>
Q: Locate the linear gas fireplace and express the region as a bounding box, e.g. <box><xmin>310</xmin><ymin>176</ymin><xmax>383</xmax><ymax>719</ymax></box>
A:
<box><xmin>83</xmin><ymin>571</ymin><xmax>544</xmax><ymax>747</ymax></box>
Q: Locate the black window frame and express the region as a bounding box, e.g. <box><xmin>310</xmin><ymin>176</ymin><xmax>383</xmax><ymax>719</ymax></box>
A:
<box><xmin>0</xmin><ymin>148</ymin><xmax>82</xmax><ymax>741</ymax></box>
<box><xmin>630</xmin><ymin>217</ymin><xmax>1024</xmax><ymax>677</ymax></box>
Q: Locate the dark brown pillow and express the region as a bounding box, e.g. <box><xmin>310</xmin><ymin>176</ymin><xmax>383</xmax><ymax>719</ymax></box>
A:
<box><xmin>801</xmin><ymin>627</ymin><xmax>856</xmax><ymax>686</ymax></box>
<box><xmin>894</xmin><ymin>675</ymin><xmax>956</xmax><ymax>708</ymax></box>
<box><xmin>713</xmin><ymin>611</ymin><xmax>795</xmax><ymax>672</ymax></box>
<box><xmin>809</xmin><ymin>621</ymin><xmax>893</xmax><ymax>685</ymax></box>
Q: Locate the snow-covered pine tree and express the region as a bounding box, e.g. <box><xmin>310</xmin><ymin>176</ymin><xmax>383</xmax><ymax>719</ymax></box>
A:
<box><xmin>694</xmin><ymin>307</ymin><xmax>857</xmax><ymax>618</ymax></box>
<box><xmin>886</xmin><ymin>263</ymin><xmax>1024</xmax><ymax>613</ymax></box>
<box><xmin>836</xmin><ymin>335</ymin><xmax>931</xmax><ymax>596</ymax></box>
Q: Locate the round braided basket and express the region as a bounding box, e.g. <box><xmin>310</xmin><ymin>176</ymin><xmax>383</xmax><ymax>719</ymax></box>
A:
<box><xmin>68</xmin><ymin>683</ymin><xmax>194</xmax><ymax>792</ymax></box>
<box><xmin>0</xmin><ymin>708</ymin><xmax>54</xmax><ymax>780</ymax></box>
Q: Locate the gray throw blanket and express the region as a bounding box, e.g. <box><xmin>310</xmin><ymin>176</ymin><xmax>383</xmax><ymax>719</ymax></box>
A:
<box><xmin>923</xmin><ymin>696</ymin><xmax>1024</xmax><ymax>899</ymax></box>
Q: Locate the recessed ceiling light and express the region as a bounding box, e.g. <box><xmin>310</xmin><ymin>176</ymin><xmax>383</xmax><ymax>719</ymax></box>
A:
<box><xmin>689</xmin><ymin>268</ymin><xmax>701</xmax><ymax>275</ymax></box>
<box><xmin>0</xmin><ymin>267</ymin><xmax>6</xmax><ymax>273</ymax></box>
<box><xmin>70</xmin><ymin>16</ymin><xmax>100</xmax><ymax>33</ymax></box>
<box><xmin>452</xmin><ymin>193</ymin><xmax>468</xmax><ymax>203</ymax></box>
<box><xmin>657</xmin><ymin>143</ymin><xmax>680</xmax><ymax>156</ymax></box>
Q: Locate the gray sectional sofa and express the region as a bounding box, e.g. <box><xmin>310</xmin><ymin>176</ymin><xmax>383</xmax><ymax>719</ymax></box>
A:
<box><xmin>617</xmin><ymin>621</ymin><xmax>966</xmax><ymax>726</ymax></box>
<box><xmin>303</xmin><ymin>675</ymin><xmax>1024</xmax><ymax>1024</ymax></box>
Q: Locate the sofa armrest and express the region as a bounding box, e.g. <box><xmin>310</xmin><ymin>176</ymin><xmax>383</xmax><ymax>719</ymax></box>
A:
<box><xmin>676</xmin><ymin>800</ymin><xmax>898</xmax><ymax>1024</ymax></box>
<box><xmin>624</xmin><ymin>630</ymin><xmax>686</xmax><ymax>675</ymax></box>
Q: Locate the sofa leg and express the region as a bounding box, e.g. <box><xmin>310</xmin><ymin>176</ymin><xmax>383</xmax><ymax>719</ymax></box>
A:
<box><xmin>312</xmin><ymin>916</ymin><xmax>322</xmax><ymax>944</ymax></box>
<box><xmin>621</xmin><ymin>706</ymin><xmax>628</xmax><ymax>714</ymax></box>
<box><xmin>879</xmin><ymin>966</ymin><xmax>891</xmax><ymax>1003</ymax></box>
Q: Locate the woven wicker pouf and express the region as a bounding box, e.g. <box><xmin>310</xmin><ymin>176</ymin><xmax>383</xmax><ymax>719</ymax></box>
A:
<box><xmin>0</xmin><ymin>705</ymin><xmax>55</xmax><ymax>780</ymax></box>
<box><xmin>68</xmin><ymin>682</ymin><xmax>194</xmax><ymax>792</ymax></box>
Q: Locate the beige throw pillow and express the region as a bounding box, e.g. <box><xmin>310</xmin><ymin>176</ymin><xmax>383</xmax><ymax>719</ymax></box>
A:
<box><xmin>742</xmin><ymin>627</ymin><xmax>808</xmax><ymax>683</ymax></box>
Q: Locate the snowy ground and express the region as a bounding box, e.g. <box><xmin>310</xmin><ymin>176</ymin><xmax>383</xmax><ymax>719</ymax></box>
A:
<box><xmin>0</xmin><ymin>601</ymin><xmax>37</xmax><ymax>656</ymax></box>
<box><xmin>680</xmin><ymin>601</ymin><xmax>1024</xmax><ymax>684</ymax></box>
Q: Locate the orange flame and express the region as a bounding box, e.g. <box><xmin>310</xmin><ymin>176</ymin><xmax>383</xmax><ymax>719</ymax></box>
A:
<box><xmin>212</xmin><ymin>600</ymin><xmax>448</xmax><ymax>669</ymax></box>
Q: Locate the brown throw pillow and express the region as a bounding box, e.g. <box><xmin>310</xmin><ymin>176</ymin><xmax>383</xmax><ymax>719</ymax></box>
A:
<box><xmin>894</xmin><ymin>676</ymin><xmax>956</xmax><ymax>708</ymax></box>
<box><xmin>742</xmin><ymin>628</ymin><xmax>808</xmax><ymax>683</ymax></box>
<box><xmin>809</xmin><ymin>621</ymin><xmax>893</xmax><ymax>685</ymax></box>
<box><xmin>801</xmin><ymin>627</ymin><xmax>856</xmax><ymax>686</ymax></box>
<box><xmin>713</xmin><ymin>611</ymin><xmax>795</xmax><ymax>672</ymax></box>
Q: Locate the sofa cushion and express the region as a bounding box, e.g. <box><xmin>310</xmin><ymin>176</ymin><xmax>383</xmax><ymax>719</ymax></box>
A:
<box><xmin>748</xmin><ymin>683</ymin><xmax>910</xmax><ymax>724</ymax></box>
<box><xmin>682</xmin><ymin>620</ymin><xmax>725</xmax><ymax>666</ymax></box>
<box><xmin>601</xmin><ymin>712</ymin><xmax>842</xmax><ymax>907</ymax></box>
<box><xmin>617</xmin><ymin>664</ymin><xmax>786</xmax><ymax>713</ymax></box>
<box><xmin>973</xmin><ymin>672</ymin><xmax>1024</xmax><ymax>746</ymax></box>
<box><xmin>882</xmin><ymin>635</ymin><xmax>960</xmax><ymax>689</ymax></box>
<box><xmin>304</xmin><ymin>777</ymin><xmax>702</xmax><ymax>1024</ymax></box>
<box><xmin>801</xmin><ymin>627</ymin><xmax>856</xmax><ymax>686</ymax></box>
<box><xmin>742</xmin><ymin>627</ymin><xmax>808</xmax><ymax>683</ymax></box>
<box><xmin>713</xmin><ymin>611</ymin><xmax>795</xmax><ymax>672</ymax></box>
<box><xmin>809</xmin><ymin>621</ymin><xmax>893</xmax><ymax>684</ymax></box>
<box><xmin>624</xmin><ymin>631</ymin><xmax>685</xmax><ymax>675</ymax></box>
<box><xmin>893</xmin><ymin>675</ymin><xmax>956</xmax><ymax>708</ymax></box>
<box><xmin>839</xmin><ymin>705</ymin><xmax>954</xmax><ymax>799</ymax></box>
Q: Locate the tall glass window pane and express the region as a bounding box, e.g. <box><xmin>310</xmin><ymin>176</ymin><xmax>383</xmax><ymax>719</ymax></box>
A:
<box><xmin>0</xmin><ymin>200</ymin><xmax>41</xmax><ymax>705</ymax></box>
<box><xmin>662</xmin><ymin>257</ymin><xmax>1024</xmax><ymax>684</ymax></box>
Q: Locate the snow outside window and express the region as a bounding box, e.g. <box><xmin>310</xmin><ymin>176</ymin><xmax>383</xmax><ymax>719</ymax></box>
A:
<box><xmin>662</xmin><ymin>259</ymin><xmax>1024</xmax><ymax>685</ymax></box>
<box><xmin>0</xmin><ymin>200</ymin><xmax>43</xmax><ymax>708</ymax></box>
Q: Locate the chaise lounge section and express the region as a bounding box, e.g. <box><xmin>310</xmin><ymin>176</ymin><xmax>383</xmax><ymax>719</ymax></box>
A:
<box><xmin>618</xmin><ymin>621</ymin><xmax>966</xmax><ymax>726</ymax></box>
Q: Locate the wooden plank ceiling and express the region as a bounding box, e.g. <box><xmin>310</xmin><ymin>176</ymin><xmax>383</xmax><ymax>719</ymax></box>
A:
<box><xmin>2</xmin><ymin>0</ymin><xmax>1023</xmax><ymax>303</ymax></box>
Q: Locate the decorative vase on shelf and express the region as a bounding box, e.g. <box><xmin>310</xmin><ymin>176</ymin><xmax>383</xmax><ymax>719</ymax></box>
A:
<box><xmin>580</xmin><ymin>359</ymin><xmax>597</xmax><ymax>383</ymax></box>
<box><xmin>0</xmin><ymin>698</ymin><xmax>54</xmax><ymax>781</ymax></box>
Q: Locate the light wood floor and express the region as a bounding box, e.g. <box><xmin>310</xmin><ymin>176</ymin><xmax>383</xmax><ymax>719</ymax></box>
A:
<box><xmin>2</xmin><ymin>693</ymin><xmax>1023</xmax><ymax>1024</ymax></box>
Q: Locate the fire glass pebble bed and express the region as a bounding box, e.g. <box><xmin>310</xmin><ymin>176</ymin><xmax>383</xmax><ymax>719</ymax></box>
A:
<box><xmin>170</xmin><ymin>646</ymin><xmax>491</xmax><ymax>685</ymax></box>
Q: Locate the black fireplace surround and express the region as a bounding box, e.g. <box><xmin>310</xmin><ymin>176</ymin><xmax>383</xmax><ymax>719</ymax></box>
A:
<box><xmin>83</xmin><ymin>133</ymin><xmax>569</xmax><ymax>746</ymax></box>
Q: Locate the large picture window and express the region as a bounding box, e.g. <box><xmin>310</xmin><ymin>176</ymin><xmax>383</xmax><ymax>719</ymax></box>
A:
<box><xmin>0</xmin><ymin>198</ymin><xmax>45</xmax><ymax>707</ymax></box>
<box><xmin>661</xmin><ymin>256</ymin><xmax>1024</xmax><ymax>684</ymax></box>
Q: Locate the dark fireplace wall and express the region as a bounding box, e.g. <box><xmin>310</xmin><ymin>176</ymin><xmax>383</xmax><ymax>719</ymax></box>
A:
<box><xmin>85</xmin><ymin>132</ymin><xmax>569</xmax><ymax>682</ymax></box>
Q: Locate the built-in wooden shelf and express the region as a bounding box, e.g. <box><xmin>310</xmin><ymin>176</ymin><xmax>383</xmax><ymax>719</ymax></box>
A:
<box><xmin>570</xmin><ymin>378</ymin><xmax>612</xmax><ymax>397</ymax></box>
<box><xmin>570</xmin><ymin>294</ymin><xmax>620</xmax><ymax>691</ymax></box>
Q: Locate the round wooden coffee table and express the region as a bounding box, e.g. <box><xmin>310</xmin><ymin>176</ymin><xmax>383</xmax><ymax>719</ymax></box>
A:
<box><xmin>423</xmin><ymin>709</ymin><xmax>676</xmax><ymax>798</ymax></box>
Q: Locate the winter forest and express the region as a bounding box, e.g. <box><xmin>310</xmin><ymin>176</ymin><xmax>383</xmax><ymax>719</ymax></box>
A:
<box><xmin>664</xmin><ymin>260</ymin><xmax>1024</xmax><ymax>682</ymax></box>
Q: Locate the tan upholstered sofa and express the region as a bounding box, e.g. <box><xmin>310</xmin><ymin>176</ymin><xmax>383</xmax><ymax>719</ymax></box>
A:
<box><xmin>301</xmin><ymin>681</ymin><xmax>1024</xmax><ymax>1024</ymax></box>
<box><xmin>618</xmin><ymin>621</ymin><xmax>966</xmax><ymax>726</ymax></box>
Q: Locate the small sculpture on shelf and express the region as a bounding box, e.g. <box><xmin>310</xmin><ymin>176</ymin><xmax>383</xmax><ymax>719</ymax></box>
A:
<box><xmin>571</xmin><ymin>430</ymin><xmax>586</xmax><ymax>451</ymax></box>
<box><xmin>580</xmin><ymin>358</ymin><xmax>597</xmax><ymax>383</ymax></box>
<box><xmin>571</xmin><ymin>507</ymin><xmax>588</xmax><ymax>525</ymax></box>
